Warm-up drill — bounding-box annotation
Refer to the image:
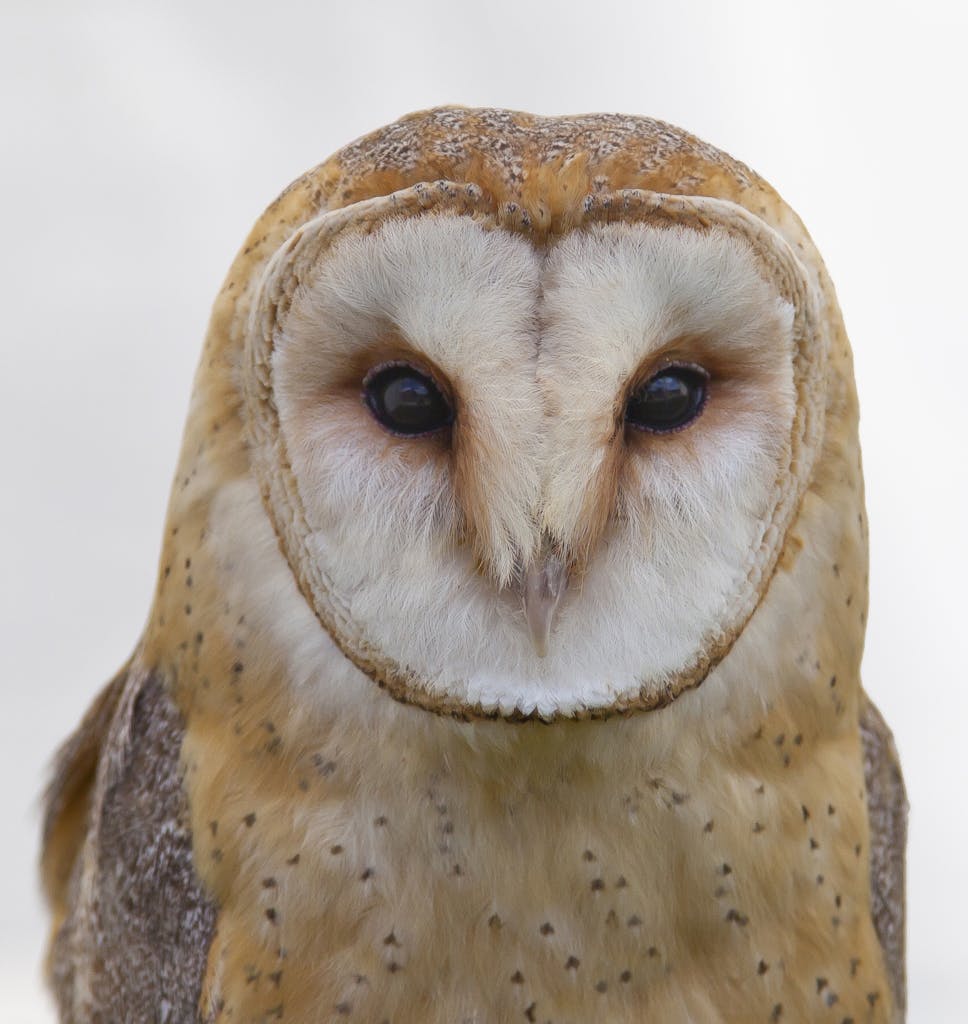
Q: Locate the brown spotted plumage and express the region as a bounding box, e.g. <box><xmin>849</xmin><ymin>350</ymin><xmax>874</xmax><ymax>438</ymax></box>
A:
<box><xmin>43</xmin><ymin>107</ymin><xmax>906</xmax><ymax>1022</ymax></box>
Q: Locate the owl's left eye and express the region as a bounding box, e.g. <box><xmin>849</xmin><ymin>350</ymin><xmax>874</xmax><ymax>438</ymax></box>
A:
<box><xmin>625</xmin><ymin>364</ymin><xmax>709</xmax><ymax>434</ymax></box>
<box><xmin>362</xmin><ymin>363</ymin><xmax>453</xmax><ymax>436</ymax></box>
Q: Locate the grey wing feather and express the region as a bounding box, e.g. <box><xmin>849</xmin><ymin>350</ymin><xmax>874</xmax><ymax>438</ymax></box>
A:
<box><xmin>42</xmin><ymin>667</ymin><xmax>217</xmax><ymax>1022</ymax></box>
<box><xmin>859</xmin><ymin>693</ymin><xmax>908</xmax><ymax>1021</ymax></box>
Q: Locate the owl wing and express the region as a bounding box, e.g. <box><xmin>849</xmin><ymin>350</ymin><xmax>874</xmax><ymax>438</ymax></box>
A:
<box><xmin>41</xmin><ymin>665</ymin><xmax>216</xmax><ymax>1020</ymax></box>
<box><xmin>859</xmin><ymin>692</ymin><xmax>908</xmax><ymax>1020</ymax></box>
<box><xmin>41</xmin><ymin>661</ymin><xmax>130</xmax><ymax>922</ymax></box>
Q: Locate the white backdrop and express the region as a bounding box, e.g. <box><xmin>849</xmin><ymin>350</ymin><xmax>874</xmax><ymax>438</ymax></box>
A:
<box><xmin>2</xmin><ymin>0</ymin><xmax>965</xmax><ymax>1019</ymax></box>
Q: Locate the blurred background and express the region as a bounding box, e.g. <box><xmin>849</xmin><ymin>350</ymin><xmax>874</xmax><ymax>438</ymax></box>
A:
<box><xmin>2</xmin><ymin>0</ymin><xmax>965</xmax><ymax>1019</ymax></box>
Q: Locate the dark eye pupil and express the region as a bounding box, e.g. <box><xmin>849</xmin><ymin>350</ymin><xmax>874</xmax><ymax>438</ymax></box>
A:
<box><xmin>363</xmin><ymin>364</ymin><xmax>452</xmax><ymax>435</ymax></box>
<box><xmin>625</xmin><ymin>366</ymin><xmax>708</xmax><ymax>433</ymax></box>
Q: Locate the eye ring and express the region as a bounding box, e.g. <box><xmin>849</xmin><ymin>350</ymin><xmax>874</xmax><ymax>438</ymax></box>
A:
<box><xmin>362</xmin><ymin>360</ymin><xmax>454</xmax><ymax>437</ymax></box>
<box><xmin>625</xmin><ymin>362</ymin><xmax>710</xmax><ymax>435</ymax></box>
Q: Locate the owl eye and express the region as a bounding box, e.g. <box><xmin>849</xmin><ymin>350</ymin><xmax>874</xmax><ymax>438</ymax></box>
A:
<box><xmin>362</xmin><ymin>363</ymin><xmax>453</xmax><ymax>436</ymax></box>
<box><xmin>625</xmin><ymin>364</ymin><xmax>709</xmax><ymax>433</ymax></box>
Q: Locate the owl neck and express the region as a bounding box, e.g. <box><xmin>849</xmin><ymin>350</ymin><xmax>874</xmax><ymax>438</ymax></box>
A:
<box><xmin>167</xmin><ymin>581</ymin><xmax>888</xmax><ymax>1021</ymax></box>
<box><xmin>150</xmin><ymin>465</ymin><xmax>889</xmax><ymax>1020</ymax></box>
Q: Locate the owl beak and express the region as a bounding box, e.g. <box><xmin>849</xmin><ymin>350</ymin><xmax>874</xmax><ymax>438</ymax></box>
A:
<box><xmin>522</xmin><ymin>551</ymin><xmax>568</xmax><ymax>658</ymax></box>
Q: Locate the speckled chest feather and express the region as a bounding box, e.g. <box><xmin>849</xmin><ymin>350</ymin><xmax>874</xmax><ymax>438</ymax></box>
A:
<box><xmin>42</xmin><ymin>107</ymin><xmax>906</xmax><ymax>1024</ymax></box>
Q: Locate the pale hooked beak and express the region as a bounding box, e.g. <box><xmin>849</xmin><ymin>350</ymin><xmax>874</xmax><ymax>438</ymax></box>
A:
<box><xmin>522</xmin><ymin>550</ymin><xmax>568</xmax><ymax>658</ymax></box>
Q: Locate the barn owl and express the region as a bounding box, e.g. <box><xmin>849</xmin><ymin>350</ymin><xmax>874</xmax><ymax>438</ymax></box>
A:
<box><xmin>41</xmin><ymin>107</ymin><xmax>907</xmax><ymax>1023</ymax></box>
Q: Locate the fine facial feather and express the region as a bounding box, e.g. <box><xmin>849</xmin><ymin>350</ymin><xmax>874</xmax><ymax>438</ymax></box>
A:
<box><xmin>278</xmin><ymin>213</ymin><xmax>544</xmax><ymax>588</ymax></box>
<box><xmin>269</xmin><ymin>211</ymin><xmax>798</xmax><ymax>718</ymax></box>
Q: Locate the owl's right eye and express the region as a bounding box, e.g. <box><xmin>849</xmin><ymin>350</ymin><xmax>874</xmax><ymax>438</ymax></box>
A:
<box><xmin>362</xmin><ymin>363</ymin><xmax>453</xmax><ymax>436</ymax></box>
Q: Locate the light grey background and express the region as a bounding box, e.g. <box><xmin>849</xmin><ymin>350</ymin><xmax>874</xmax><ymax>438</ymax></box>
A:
<box><xmin>2</xmin><ymin>0</ymin><xmax>965</xmax><ymax>1019</ymax></box>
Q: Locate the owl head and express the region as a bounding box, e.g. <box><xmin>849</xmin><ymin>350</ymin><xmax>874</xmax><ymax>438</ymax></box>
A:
<box><xmin>151</xmin><ymin>109</ymin><xmax>845</xmax><ymax>723</ymax></box>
